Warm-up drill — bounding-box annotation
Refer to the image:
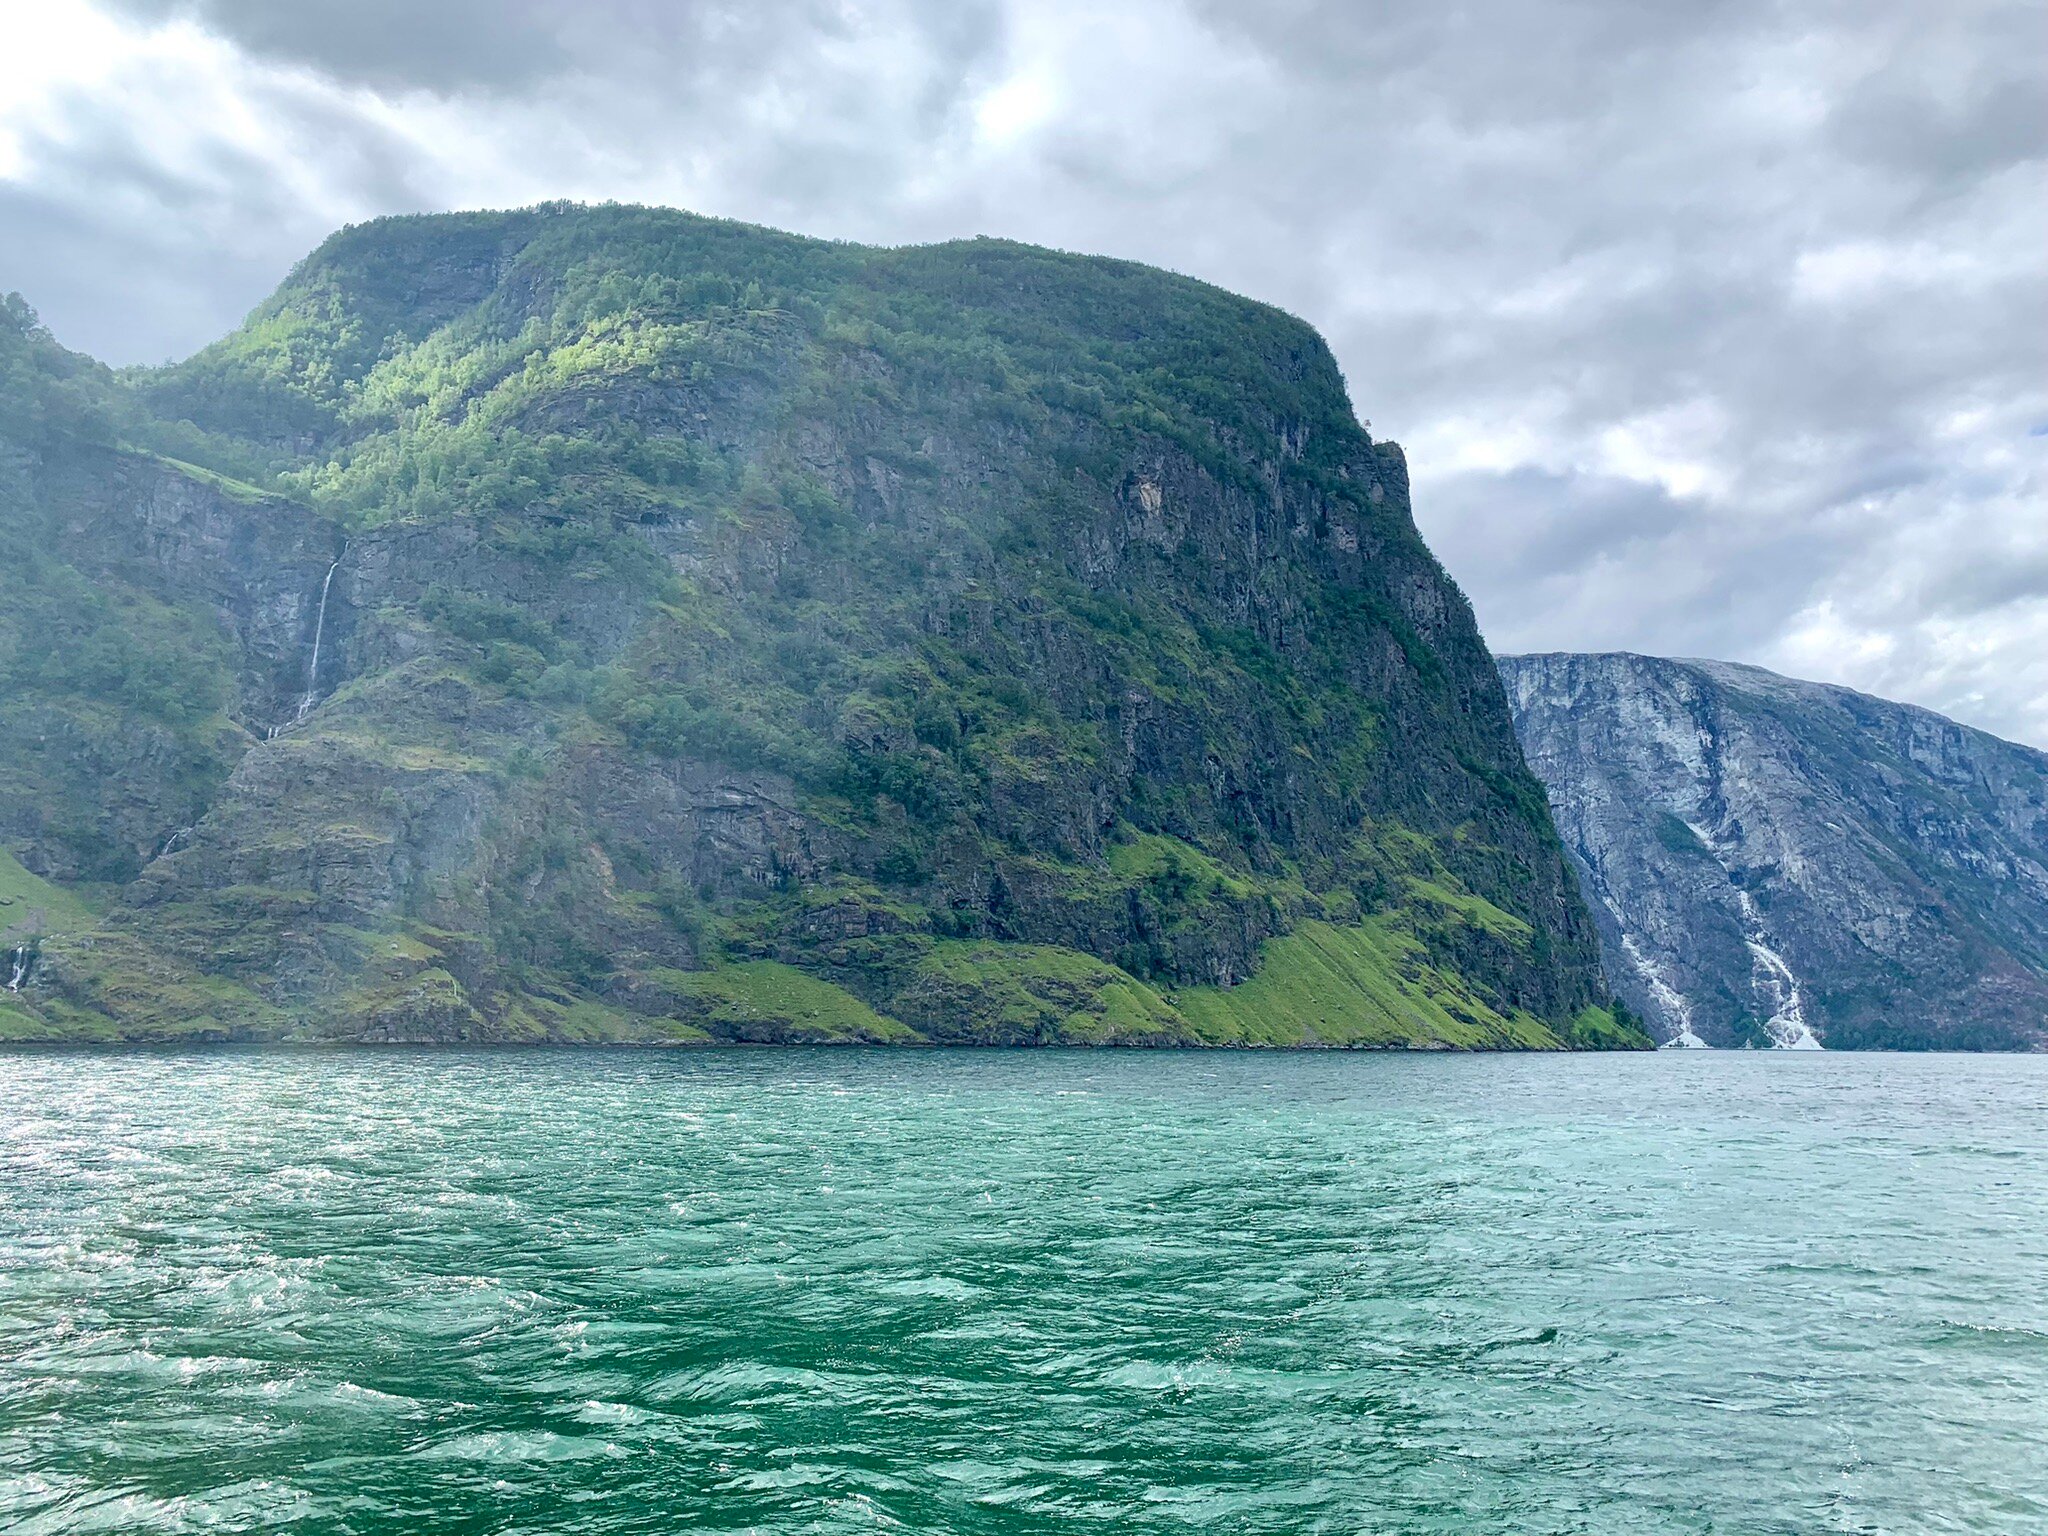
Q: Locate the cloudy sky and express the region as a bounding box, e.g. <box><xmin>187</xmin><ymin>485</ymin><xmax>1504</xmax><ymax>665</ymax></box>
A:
<box><xmin>4</xmin><ymin>0</ymin><xmax>2043</xmax><ymax>743</ymax></box>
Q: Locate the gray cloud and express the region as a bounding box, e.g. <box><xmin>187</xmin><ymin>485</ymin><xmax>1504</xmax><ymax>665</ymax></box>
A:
<box><xmin>101</xmin><ymin>0</ymin><xmax>1007</xmax><ymax>97</ymax></box>
<box><xmin>3</xmin><ymin>0</ymin><xmax>2043</xmax><ymax>742</ymax></box>
<box><xmin>99</xmin><ymin>0</ymin><xmax>577</xmax><ymax>90</ymax></box>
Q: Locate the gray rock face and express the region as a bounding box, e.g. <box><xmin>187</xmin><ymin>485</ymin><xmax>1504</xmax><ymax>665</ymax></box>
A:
<box><xmin>1499</xmin><ymin>653</ymin><xmax>2048</xmax><ymax>1050</ymax></box>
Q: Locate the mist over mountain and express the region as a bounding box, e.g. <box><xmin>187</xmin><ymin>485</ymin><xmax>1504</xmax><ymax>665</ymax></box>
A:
<box><xmin>0</xmin><ymin>204</ymin><xmax>1638</xmax><ymax>1048</ymax></box>
<box><xmin>1502</xmin><ymin>652</ymin><xmax>2048</xmax><ymax>1051</ymax></box>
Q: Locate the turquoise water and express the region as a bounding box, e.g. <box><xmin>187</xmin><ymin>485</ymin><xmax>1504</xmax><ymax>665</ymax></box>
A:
<box><xmin>1</xmin><ymin>1050</ymin><xmax>2044</xmax><ymax>1534</ymax></box>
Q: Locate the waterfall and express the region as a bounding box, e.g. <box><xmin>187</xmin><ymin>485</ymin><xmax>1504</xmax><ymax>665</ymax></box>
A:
<box><xmin>1620</xmin><ymin>933</ymin><xmax>1707</xmax><ymax>1048</ymax></box>
<box><xmin>7</xmin><ymin>946</ymin><xmax>26</xmax><ymax>992</ymax></box>
<box><xmin>1680</xmin><ymin>817</ymin><xmax>1822</xmax><ymax>1050</ymax></box>
<box><xmin>294</xmin><ymin>555</ymin><xmax>343</xmax><ymax>724</ymax></box>
<box><xmin>1733</xmin><ymin>889</ymin><xmax>1821</xmax><ymax>1050</ymax></box>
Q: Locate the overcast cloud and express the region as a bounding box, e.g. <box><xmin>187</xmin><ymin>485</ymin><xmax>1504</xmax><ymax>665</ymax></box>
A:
<box><xmin>3</xmin><ymin>0</ymin><xmax>2043</xmax><ymax>742</ymax></box>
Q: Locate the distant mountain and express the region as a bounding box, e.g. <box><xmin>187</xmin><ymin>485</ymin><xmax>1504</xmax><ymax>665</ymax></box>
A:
<box><xmin>1500</xmin><ymin>652</ymin><xmax>2048</xmax><ymax>1050</ymax></box>
<box><xmin>0</xmin><ymin>206</ymin><xmax>1638</xmax><ymax>1047</ymax></box>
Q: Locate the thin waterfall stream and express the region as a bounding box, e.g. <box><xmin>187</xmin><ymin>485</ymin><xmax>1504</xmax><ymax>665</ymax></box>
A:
<box><xmin>294</xmin><ymin>554</ymin><xmax>343</xmax><ymax>724</ymax></box>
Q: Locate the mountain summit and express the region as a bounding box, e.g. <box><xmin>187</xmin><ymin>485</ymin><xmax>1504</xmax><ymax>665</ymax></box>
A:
<box><xmin>0</xmin><ymin>205</ymin><xmax>1634</xmax><ymax>1047</ymax></box>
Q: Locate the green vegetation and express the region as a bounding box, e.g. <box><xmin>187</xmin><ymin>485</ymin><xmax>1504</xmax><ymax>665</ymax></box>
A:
<box><xmin>654</xmin><ymin>962</ymin><xmax>922</xmax><ymax>1043</ymax></box>
<box><xmin>0</xmin><ymin>845</ymin><xmax>97</xmax><ymax>935</ymax></box>
<box><xmin>0</xmin><ymin>206</ymin><xmax>1637</xmax><ymax>1047</ymax></box>
<box><xmin>1563</xmin><ymin>1004</ymin><xmax>1648</xmax><ymax>1050</ymax></box>
<box><xmin>1401</xmin><ymin>876</ymin><xmax>1535</xmax><ymax>946</ymax></box>
<box><xmin>21</xmin><ymin>930</ymin><xmax>286</xmax><ymax>1041</ymax></box>
<box><xmin>1174</xmin><ymin>921</ymin><xmax>1563</xmax><ymax>1049</ymax></box>
<box><xmin>899</xmin><ymin>940</ymin><xmax>1186</xmax><ymax>1044</ymax></box>
<box><xmin>1652</xmin><ymin>813</ymin><xmax>1712</xmax><ymax>858</ymax></box>
<box><xmin>1</xmin><ymin>300</ymin><xmax>254</xmax><ymax>886</ymax></box>
<box><xmin>1106</xmin><ymin>831</ymin><xmax>1261</xmax><ymax>900</ymax></box>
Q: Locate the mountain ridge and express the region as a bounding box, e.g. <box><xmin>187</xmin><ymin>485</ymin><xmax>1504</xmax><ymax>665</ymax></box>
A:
<box><xmin>0</xmin><ymin>204</ymin><xmax>1636</xmax><ymax>1048</ymax></box>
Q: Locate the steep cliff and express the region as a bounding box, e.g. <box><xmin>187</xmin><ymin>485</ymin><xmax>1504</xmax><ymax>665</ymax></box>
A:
<box><xmin>0</xmin><ymin>207</ymin><xmax>1633</xmax><ymax>1046</ymax></box>
<box><xmin>1500</xmin><ymin>652</ymin><xmax>2048</xmax><ymax>1050</ymax></box>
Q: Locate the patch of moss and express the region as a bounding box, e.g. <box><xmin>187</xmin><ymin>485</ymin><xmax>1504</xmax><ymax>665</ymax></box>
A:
<box><xmin>1105</xmin><ymin>831</ymin><xmax>1259</xmax><ymax>899</ymax></box>
<box><xmin>1401</xmin><ymin>876</ymin><xmax>1535</xmax><ymax>948</ymax></box>
<box><xmin>141</xmin><ymin>451</ymin><xmax>279</xmax><ymax>505</ymax></box>
<box><xmin>1172</xmin><ymin>919</ymin><xmax>1563</xmax><ymax>1049</ymax></box>
<box><xmin>654</xmin><ymin>961</ymin><xmax>922</xmax><ymax>1043</ymax></box>
<box><xmin>1563</xmin><ymin>1004</ymin><xmax>1655</xmax><ymax>1050</ymax></box>
<box><xmin>0</xmin><ymin>845</ymin><xmax>99</xmax><ymax>937</ymax></box>
<box><xmin>898</xmin><ymin>939</ymin><xmax>1187</xmax><ymax>1044</ymax></box>
<box><xmin>29</xmin><ymin>928</ymin><xmax>288</xmax><ymax>1040</ymax></box>
<box><xmin>320</xmin><ymin>968</ymin><xmax>667</xmax><ymax>1044</ymax></box>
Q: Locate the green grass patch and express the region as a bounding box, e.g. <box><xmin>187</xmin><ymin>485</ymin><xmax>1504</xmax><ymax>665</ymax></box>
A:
<box><xmin>1400</xmin><ymin>876</ymin><xmax>1535</xmax><ymax>947</ymax></box>
<box><xmin>493</xmin><ymin>991</ymin><xmax>657</xmax><ymax>1044</ymax></box>
<box><xmin>1564</xmin><ymin>1005</ymin><xmax>1655</xmax><ymax>1050</ymax></box>
<box><xmin>902</xmin><ymin>939</ymin><xmax>1187</xmax><ymax>1044</ymax></box>
<box><xmin>0</xmin><ymin>996</ymin><xmax>60</xmax><ymax>1040</ymax></box>
<box><xmin>25</xmin><ymin>929</ymin><xmax>288</xmax><ymax>1041</ymax></box>
<box><xmin>1106</xmin><ymin>831</ymin><xmax>1259</xmax><ymax>898</ymax></box>
<box><xmin>658</xmin><ymin>961</ymin><xmax>922</xmax><ymax>1043</ymax></box>
<box><xmin>0</xmin><ymin>845</ymin><xmax>100</xmax><ymax>937</ymax></box>
<box><xmin>317</xmin><ymin>968</ymin><xmax>487</xmax><ymax>1040</ymax></box>
<box><xmin>1652</xmin><ymin>813</ymin><xmax>1712</xmax><ymax>858</ymax></box>
<box><xmin>1172</xmin><ymin>919</ymin><xmax>1562</xmax><ymax>1049</ymax></box>
<box><xmin>140</xmin><ymin>450</ymin><xmax>280</xmax><ymax>505</ymax></box>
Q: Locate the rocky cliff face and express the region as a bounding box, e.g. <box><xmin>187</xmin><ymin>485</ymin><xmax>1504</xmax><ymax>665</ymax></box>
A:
<box><xmin>0</xmin><ymin>208</ymin><xmax>1634</xmax><ymax>1047</ymax></box>
<box><xmin>1499</xmin><ymin>653</ymin><xmax>2048</xmax><ymax>1050</ymax></box>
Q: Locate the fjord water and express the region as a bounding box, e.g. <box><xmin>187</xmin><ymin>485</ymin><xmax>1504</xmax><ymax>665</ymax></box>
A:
<box><xmin>2</xmin><ymin>1051</ymin><xmax>2043</xmax><ymax>1534</ymax></box>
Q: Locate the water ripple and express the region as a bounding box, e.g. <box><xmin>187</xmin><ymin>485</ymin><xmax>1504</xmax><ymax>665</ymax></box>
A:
<box><xmin>1</xmin><ymin>1047</ymin><xmax>2044</xmax><ymax>1533</ymax></box>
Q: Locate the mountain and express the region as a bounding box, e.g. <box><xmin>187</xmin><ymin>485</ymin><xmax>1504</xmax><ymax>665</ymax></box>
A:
<box><xmin>1499</xmin><ymin>652</ymin><xmax>2048</xmax><ymax>1050</ymax></box>
<box><xmin>0</xmin><ymin>206</ymin><xmax>1639</xmax><ymax>1047</ymax></box>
